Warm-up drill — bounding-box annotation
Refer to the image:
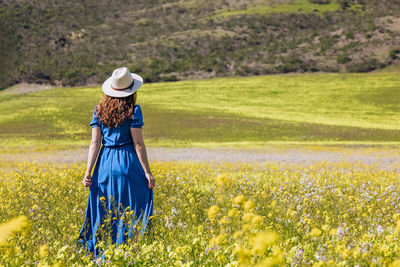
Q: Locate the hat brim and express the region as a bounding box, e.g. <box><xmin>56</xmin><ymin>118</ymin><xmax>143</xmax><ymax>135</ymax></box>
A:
<box><xmin>102</xmin><ymin>73</ymin><xmax>143</xmax><ymax>97</ymax></box>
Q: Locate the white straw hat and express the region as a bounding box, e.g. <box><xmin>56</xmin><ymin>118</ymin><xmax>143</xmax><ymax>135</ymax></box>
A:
<box><xmin>102</xmin><ymin>67</ymin><xmax>143</xmax><ymax>97</ymax></box>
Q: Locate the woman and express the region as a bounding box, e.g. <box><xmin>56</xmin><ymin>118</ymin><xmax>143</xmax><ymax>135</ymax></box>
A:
<box><xmin>77</xmin><ymin>67</ymin><xmax>155</xmax><ymax>258</ymax></box>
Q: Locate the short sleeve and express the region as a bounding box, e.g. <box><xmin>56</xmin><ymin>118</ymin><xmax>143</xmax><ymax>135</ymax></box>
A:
<box><xmin>90</xmin><ymin>107</ymin><xmax>101</xmax><ymax>128</ymax></box>
<box><xmin>130</xmin><ymin>105</ymin><xmax>144</xmax><ymax>128</ymax></box>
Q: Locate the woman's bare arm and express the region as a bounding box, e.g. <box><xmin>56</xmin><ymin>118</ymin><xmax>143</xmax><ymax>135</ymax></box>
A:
<box><xmin>83</xmin><ymin>127</ymin><xmax>102</xmax><ymax>187</ymax></box>
<box><xmin>131</xmin><ymin>128</ymin><xmax>155</xmax><ymax>189</ymax></box>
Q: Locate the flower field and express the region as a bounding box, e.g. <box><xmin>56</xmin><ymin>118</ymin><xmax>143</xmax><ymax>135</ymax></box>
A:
<box><xmin>1</xmin><ymin>160</ymin><xmax>400</xmax><ymax>266</ymax></box>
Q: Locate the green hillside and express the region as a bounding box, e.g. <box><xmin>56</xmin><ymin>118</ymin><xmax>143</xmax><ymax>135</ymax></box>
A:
<box><xmin>1</xmin><ymin>0</ymin><xmax>400</xmax><ymax>88</ymax></box>
<box><xmin>1</xmin><ymin>72</ymin><xmax>399</xmax><ymax>148</ymax></box>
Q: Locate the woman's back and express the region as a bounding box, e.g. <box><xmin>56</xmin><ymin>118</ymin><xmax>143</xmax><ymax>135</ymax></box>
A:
<box><xmin>79</xmin><ymin>67</ymin><xmax>155</xmax><ymax>258</ymax></box>
<box><xmin>90</xmin><ymin>105</ymin><xmax>144</xmax><ymax>147</ymax></box>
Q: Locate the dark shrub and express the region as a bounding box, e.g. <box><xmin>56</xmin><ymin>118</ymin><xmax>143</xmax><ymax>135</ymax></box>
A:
<box><xmin>338</xmin><ymin>0</ymin><xmax>350</xmax><ymax>10</ymax></box>
<box><xmin>346</xmin><ymin>58</ymin><xmax>384</xmax><ymax>72</ymax></box>
<box><xmin>389</xmin><ymin>49</ymin><xmax>400</xmax><ymax>59</ymax></box>
<box><xmin>345</xmin><ymin>31</ymin><xmax>354</xmax><ymax>39</ymax></box>
<box><xmin>336</xmin><ymin>54</ymin><xmax>352</xmax><ymax>64</ymax></box>
<box><xmin>308</xmin><ymin>0</ymin><xmax>330</xmax><ymax>4</ymax></box>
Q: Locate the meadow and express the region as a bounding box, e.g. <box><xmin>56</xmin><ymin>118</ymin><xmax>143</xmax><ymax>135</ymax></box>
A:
<box><xmin>1</xmin><ymin>72</ymin><xmax>400</xmax><ymax>148</ymax></box>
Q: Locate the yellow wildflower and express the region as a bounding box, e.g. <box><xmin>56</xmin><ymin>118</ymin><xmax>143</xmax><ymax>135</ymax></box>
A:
<box><xmin>242</xmin><ymin>212</ymin><xmax>255</xmax><ymax>222</ymax></box>
<box><xmin>329</xmin><ymin>228</ymin><xmax>337</xmax><ymax>236</ymax></box>
<box><xmin>243</xmin><ymin>200</ymin><xmax>255</xmax><ymax>211</ymax></box>
<box><xmin>396</xmin><ymin>220</ymin><xmax>400</xmax><ymax>232</ymax></box>
<box><xmin>389</xmin><ymin>260</ymin><xmax>400</xmax><ymax>267</ymax></box>
<box><xmin>310</xmin><ymin>228</ymin><xmax>322</xmax><ymax>237</ymax></box>
<box><xmin>353</xmin><ymin>248</ymin><xmax>360</xmax><ymax>259</ymax></box>
<box><xmin>249</xmin><ymin>230</ymin><xmax>280</xmax><ymax>255</ymax></box>
<box><xmin>228</xmin><ymin>208</ymin><xmax>239</xmax><ymax>217</ymax></box>
<box><xmin>232</xmin><ymin>195</ymin><xmax>245</xmax><ymax>206</ymax></box>
<box><xmin>207</xmin><ymin>205</ymin><xmax>219</xmax><ymax>220</ymax></box>
<box><xmin>327</xmin><ymin>259</ymin><xmax>335</xmax><ymax>266</ymax></box>
<box><xmin>209</xmin><ymin>234</ymin><xmax>226</xmax><ymax>246</ymax></box>
<box><xmin>0</xmin><ymin>216</ymin><xmax>29</xmax><ymax>245</ymax></box>
<box><xmin>215</xmin><ymin>173</ymin><xmax>231</xmax><ymax>186</ymax></box>
<box><xmin>312</xmin><ymin>261</ymin><xmax>325</xmax><ymax>267</ymax></box>
<box><xmin>341</xmin><ymin>249</ymin><xmax>350</xmax><ymax>259</ymax></box>
<box><xmin>233</xmin><ymin>231</ymin><xmax>242</xmax><ymax>239</ymax></box>
<box><xmin>233</xmin><ymin>245</ymin><xmax>251</xmax><ymax>265</ymax></box>
<box><xmin>251</xmin><ymin>215</ymin><xmax>263</xmax><ymax>225</ymax></box>
<box><xmin>39</xmin><ymin>244</ymin><xmax>48</xmax><ymax>258</ymax></box>
<box><xmin>218</xmin><ymin>216</ymin><xmax>229</xmax><ymax>225</ymax></box>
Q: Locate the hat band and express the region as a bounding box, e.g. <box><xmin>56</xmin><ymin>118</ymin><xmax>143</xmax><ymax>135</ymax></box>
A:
<box><xmin>111</xmin><ymin>80</ymin><xmax>134</xmax><ymax>91</ymax></box>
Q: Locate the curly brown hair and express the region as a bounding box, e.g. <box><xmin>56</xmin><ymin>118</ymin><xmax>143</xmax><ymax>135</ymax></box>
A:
<box><xmin>95</xmin><ymin>93</ymin><xmax>137</xmax><ymax>128</ymax></box>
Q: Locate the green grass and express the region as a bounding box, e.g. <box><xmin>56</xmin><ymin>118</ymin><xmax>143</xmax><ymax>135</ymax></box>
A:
<box><xmin>142</xmin><ymin>72</ymin><xmax>400</xmax><ymax>129</ymax></box>
<box><xmin>216</xmin><ymin>0</ymin><xmax>340</xmax><ymax>17</ymax></box>
<box><xmin>1</xmin><ymin>72</ymin><xmax>400</xmax><ymax>148</ymax></box>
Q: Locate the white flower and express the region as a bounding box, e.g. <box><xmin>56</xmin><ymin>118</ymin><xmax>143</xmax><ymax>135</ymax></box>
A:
<box><xmin>376</xmin><ymin>225</ymin><xmax>384</xmax><ymax>235</ymax></box>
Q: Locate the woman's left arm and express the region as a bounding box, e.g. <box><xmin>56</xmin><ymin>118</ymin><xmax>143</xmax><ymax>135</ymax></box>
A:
<box><xmin>83</xmin><ymin>127</ymin><xmax>102</xmax><ymax>187</ymax></box>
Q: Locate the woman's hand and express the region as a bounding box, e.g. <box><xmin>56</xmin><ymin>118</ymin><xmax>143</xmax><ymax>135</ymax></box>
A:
<box><xmin>82</xmin><ymin>173</ymin><xmax>92</xmax><ymax>187</ymax></box>
<box><xmin>145</xmin><ymin>173</ymin><xmax>156</xmax><ymax>189</ymax></box>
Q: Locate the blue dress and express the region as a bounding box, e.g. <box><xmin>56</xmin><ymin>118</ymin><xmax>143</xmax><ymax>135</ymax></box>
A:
<box><xmin>77</xmin><ymin>105</ymin><xmax>153</xmax><ymax>257</ymax></box>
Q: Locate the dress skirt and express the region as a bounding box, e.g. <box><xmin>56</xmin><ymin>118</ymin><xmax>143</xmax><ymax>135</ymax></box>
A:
<box><xmin>77</xmin><ymin>143</ymin><xmax>153</xmax><ymax>257</ymax></box>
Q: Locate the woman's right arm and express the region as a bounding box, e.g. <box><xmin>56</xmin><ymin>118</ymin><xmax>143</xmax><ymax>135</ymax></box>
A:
<box><xmin>131</xmin><ymin>128</ymin><xmax>156</xmax><ymax>189</ymax></box>
<box><xmin>83</xmin><ymin>127</ymin><xmax>102</xmax><ymax>187</ymax></box>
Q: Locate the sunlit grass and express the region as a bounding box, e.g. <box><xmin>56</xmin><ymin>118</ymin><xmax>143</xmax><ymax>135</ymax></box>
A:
<box><xmin>1</xmin><ymin>72</ymin><xmax>400</xmax><ymax>147</ymax></box>
<box><xmin>216</xmin><ymin>0</ymin><xmax>340</xmax><ymax>17</ymax></box>
<box><xmin>142</xmin><ymin>72</ymin><xmax>400</xmax><ymax>130</ymax></box>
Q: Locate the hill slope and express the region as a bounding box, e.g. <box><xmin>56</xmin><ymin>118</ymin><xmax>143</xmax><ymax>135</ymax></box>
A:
<box><xmin>1</xmin><ymin>0</ymin><xmax>400</xmax><ymax>88</ymax></box>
